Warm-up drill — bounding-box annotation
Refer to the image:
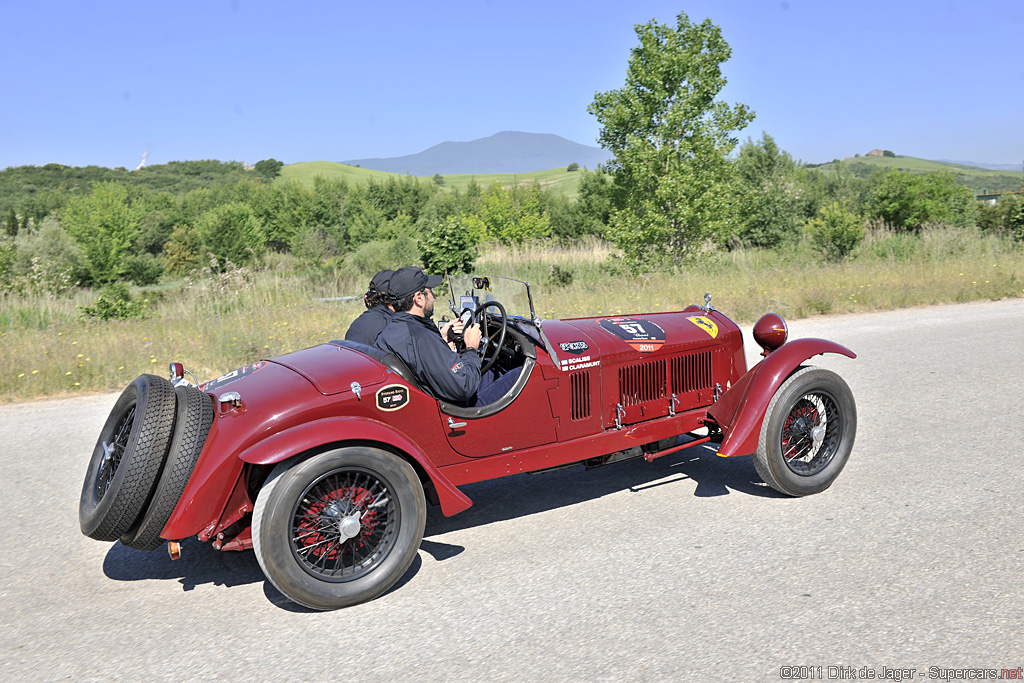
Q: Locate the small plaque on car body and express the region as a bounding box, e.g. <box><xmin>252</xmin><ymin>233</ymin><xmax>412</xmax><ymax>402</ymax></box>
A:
<box><xmin>376</xmin><ymin>385</ymin><xmax>410</xmax><ymax>411</ymax></box>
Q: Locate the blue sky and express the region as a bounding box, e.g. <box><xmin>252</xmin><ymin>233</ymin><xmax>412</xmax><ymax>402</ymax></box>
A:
<box><xmin>2</xmin><ymin>0</ymin><xmax>1022</xmax><ymax>170</ymax></box>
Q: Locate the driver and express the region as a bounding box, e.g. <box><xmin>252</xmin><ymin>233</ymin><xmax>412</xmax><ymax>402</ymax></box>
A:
<box><xmin>375</xmin><ymin>267</ymin><xmax>521</xmax><ymax>406</ymax></box>
<box><xmin>375</xmin><ymin>267</ymin><xmax>483</xmax><ymax>404</ymax></box>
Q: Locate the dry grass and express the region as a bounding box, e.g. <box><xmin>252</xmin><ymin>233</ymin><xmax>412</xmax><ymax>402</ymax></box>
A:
<box><xmin>2</xmin><ymin>228</ymin><xmax>1022</xmax><ymax>402</ymax></box>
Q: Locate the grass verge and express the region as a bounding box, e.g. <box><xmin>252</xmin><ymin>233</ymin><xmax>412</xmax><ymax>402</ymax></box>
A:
<box><xmin>2</xmin><ymin>227</ymin><xmax>1022</xmax><ymax>402</ymax></box>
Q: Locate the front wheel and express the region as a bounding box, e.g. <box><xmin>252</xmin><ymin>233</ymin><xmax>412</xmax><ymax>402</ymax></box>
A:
<box><xmin>754</xmin><ymin>366</ymin><xmax>856</xmax><ymax>497</ymax></box>
<box><xmin>251</xmin><ymin>447</ymin><xmax>426</xmax><ymax>610</ymax></box>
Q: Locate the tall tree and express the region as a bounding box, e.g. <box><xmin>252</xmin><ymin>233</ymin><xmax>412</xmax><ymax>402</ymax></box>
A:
<box><xmin>588</xmin><ymin>11</ymin><xmax>753</xmax><ymax>270</ymax></box>
<box><xmin>733</xmin><ymin>132</ymin><xmax>801</xmax><ymax>248</ymax></box>
<box><xmin>60</xmin><ymin>181</ymin><xmax>145</xmax><ymax>285</ymax></box>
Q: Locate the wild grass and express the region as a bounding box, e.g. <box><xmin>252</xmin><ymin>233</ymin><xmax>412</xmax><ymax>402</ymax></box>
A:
<box><xmin>2</xmin><ymin>226</ymin><xmax>1021</xmax><ymax>402</ymax></box>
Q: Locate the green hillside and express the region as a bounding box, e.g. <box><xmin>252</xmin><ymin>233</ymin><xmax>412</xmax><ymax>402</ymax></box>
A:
<box><xmin>277</xmin><ymin>161</ymin><xmax>397</xmax><ymax>185</ymax></box>
<box><xmin>277</xmin><ymin>162</ymin><xmax>585</xmax><ymax>197</ymax></box>
<box><xmin>817</xmin><ymin>155</ymin><xmax>1022</xmax><ymax>193</ymax></box>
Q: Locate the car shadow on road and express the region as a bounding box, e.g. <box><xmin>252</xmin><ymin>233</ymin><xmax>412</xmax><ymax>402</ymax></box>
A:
<box><xmin>101</xmin><ymin>446</ymin><xmax>775</xmax><ymax>611</ymax></box>
<box><xmin>423</xmin><ymin>445</ymin><xmax>778</xmax><ymax>540</ymax></box>
<box><xmin>103</xmin><ymin>537</ymin><xmax>265</xmax><ymax>588</ymax></box>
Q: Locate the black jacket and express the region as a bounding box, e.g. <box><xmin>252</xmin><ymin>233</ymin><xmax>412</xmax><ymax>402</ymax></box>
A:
<box><xmin>375</xmin><ymin>312</ymin><xmax>481</xmax><ymax>403</ymax></box>
<box><xmin>345</xmin><ymin>306</ymin><xmax>393</xmax><ymax>346</ymax></box>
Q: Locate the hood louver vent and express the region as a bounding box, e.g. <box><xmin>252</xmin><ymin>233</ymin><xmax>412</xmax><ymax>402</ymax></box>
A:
<box><xmin>618</xmin><ymin>359</ymin><xmax>667</xmax><ymax>407</ymax></box>
<box><xmin>570</xmin><ymin>370</ymin><xmax>591</xmax><ymax>421</ymax></box>
<box><xmin>670</xmin><ymin>350</ymin><xmax>713</xmax><ymax>395</ymax></box>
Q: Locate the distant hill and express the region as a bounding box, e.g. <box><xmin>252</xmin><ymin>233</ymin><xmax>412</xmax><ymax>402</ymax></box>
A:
<box><xmin>811</xmin><ymin>155</ymin><xmax>1023</xmax><ymax>192</ymax></box>
<box><xmin>343</xmin><ymin>131</ymin><xmax>611</xmax><ymax>175</ymax></box>
<box><xmin>938</xmin><ymin>160</ymin><xmax>1023</xmax><ymax>172</ymax></box>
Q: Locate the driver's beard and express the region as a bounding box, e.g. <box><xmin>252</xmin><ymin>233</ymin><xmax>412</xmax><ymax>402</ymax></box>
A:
<box><xmin>423</xmin><ymin>298</ymin><xmax>434</xmax><ymax>319</ymax></box>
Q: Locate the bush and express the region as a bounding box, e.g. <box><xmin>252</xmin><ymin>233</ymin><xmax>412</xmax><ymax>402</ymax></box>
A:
<box><xmin>163</xmin><ymin>224</ymin><xmax>202</xmax><ymax>274</ymax></box>
<box><xmin>420</xmin><ymin>216</ymin><xmax>475</xmax><ymax>275</ymax></box>
<box><xmin>548</xmin><ymin>264</ymin><xmax>574</xmax><ymax>287</ymax></box>
<box><xmin>122</xmin><ymin>252</ymin><xmax>165</xmax><ymax>286</ymax></box>
<box><xmin>997</xmin><ymin>195</ymin><xmax>1024</xmax><ymax>242</ymax></box>
<box><xmin>566</xmin><ymin>162</ymin><xmax>579</xmax><ymax>172</ymax></box>
<box><xmin>805</xmin><ymin>202</ymin><xmax>865</xmax><ymax>261</ymax></box>
<box><xmin>79</xmin><ymin>283</ymin><xmax>149</xmax><ymax>321</ymax></box>
<box><xmin>0</xmin><ymin>237</ymin><xmax>15</xmax><ymax>285</ymax></box>
<box><xmin>196</xmin><ymin>201</ymin><xmax>265</xmax><ymax>268</ymax></box>
<box><xmin>291</xmin><ymin>225</ymin><xmax>342</xmax><ymax>265</ymax></box>
<box><xmin>11</xmin><ymin>217</ymin><xmax>85</xmax><ymax>292</ymax></box>
<box><xmin>866</xmin><ymin>169</ymin><xmax>976</xmax><ymax>231</ymax></box>
<box><xmin>349</xmin><ymin>235</ymin><xmax>421</xmax><ymax>277</ymax></box>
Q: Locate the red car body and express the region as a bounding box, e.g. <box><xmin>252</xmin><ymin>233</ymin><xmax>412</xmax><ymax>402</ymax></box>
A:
<box><xmin>80</xmin><ymin>279</ymin><xmax>856</xmax><ymax>609</ymax></box>
<box><xmin>164</xmin><ymin>306</ymin><xmax>852</xmax><ymax>550</ymax></box>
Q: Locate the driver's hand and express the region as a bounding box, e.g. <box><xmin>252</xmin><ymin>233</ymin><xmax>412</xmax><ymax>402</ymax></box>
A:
<box><xmin>439</xmin><ymin>319</ymin><xmax>464</xmax><ymax>350</ymax></box>
<box><xmin>463</xmin><ymin>323</ymin><xmax>482</xmax><ymax>351</ymax></box>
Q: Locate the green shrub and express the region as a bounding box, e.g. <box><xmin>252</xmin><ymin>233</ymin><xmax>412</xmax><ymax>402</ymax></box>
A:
<box><xmin>1004</xmin><ymin>196</ymin><xmax>1024</xmax><ymax>242</ymax></box>
<box><xmin>123</xmin><ymin>252</ymin><xmax>165</xmax><ymax>286</ymax></box>
<box><xmin>548</xmin><ymin>264</ymin><xmax>574</xmax><ymax>287</ymax></box>
<box><xmin>805</xmin><ymin>202</ymin><xmax>865</xmax><ymax>261</ymax></box>
<box><xmin>420</xmin><ymin>216</ymin><xmax>475</xmax><ymax>275</ymax></box>
<box><xmin>0</xmin><ymin>237</ymin><xmax>15</xmax><ymax>285</ymax></box>
<box><xmin>196</xmin><ymin>201</ymin><xmax>265</xmax><ymax>268</ymax></box>
<box><xmin>13</xmin><ymin>217</ymin><xmax>85</xmax><ymax>282</ymax></box>
<box><xmin>566</xmin><ymin>162</ymin><xmax>579</xmax><ymax>172</ymax></box>
<box><xmin>79</xmin><ymin>283</ymin><xmax>149</xmax><ymax>321</ymax></box>
<box><xmin>349</xmin><ymin>235</ymin><xmax>422</xmax><ymax>277</ymax></box>
<box><xmin>291</xmin><ymin>225</ymin><xmax>342</xmax><ymax>265</ymax></box>
<box><xmin>163</xmin><ymin>224</ymin><xmax>202</xmax><ymax>274</ymax></box>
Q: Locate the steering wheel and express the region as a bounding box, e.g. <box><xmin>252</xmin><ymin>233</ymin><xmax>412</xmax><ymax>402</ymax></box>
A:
<box><xmin>470</xmin><ymin>300</ymin><xmax>507</xmax><ymax>375</ymax></box>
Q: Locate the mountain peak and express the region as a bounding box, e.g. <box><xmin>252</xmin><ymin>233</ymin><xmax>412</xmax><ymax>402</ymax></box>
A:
<box><xmin>344</xmin><ymin>132</ymin><xmax>610</xmax><ymax>175</ymax></box>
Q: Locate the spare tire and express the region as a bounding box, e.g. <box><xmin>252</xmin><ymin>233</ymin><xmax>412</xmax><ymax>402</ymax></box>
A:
<box><xmin>121</xmin><ymin>385</ymin><xmax>215</xmax><ymax>551</ymax></box>
<box><xmin>79</xmin><ymin>374</ymin><xmax>177</xmax><ymax>542</ymax></box>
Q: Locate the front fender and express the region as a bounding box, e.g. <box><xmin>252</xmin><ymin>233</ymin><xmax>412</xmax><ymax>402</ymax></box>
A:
<box><xmin>239</xmin><ymin>416</ymin><xmax>473</xmax><ymax>517</ymax></box>
<box><xmin>710</xmin><ymin>338</ymin><xmax>855</xmax><ymax>458</ymax></box>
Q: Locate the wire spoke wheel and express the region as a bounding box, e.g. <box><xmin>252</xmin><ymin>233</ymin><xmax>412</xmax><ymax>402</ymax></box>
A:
<box><xmin>95</xmin><ymin>404</ymin><xmax>136</xmax><ymax>502</ymax></box>
<box><xmin>754</xmin><ymin>366</ymin><xmax>856</xmax><ymax>497</ymax></box>
<box><xmin>780</xmin><ymin>392</ymin><xmax>842</xmax><ymax>476</ymax></box>
<box><xmin>290</xmin><ymin>468</ymin><xmax>399</xmax><ymax>582</ymax></box>
<box><xmin>252</xmin><ymin>447</ymin><xmax>426</xmax><ymax>610</ymax></box>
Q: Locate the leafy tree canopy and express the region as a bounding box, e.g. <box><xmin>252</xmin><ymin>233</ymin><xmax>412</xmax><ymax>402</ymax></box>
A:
<box><xmin>588</xmin><ymin>11</ymin><xmax>753</xmax><ymax>270</ymax></box>
<box><xmin>733</xmin><ymin>132</ymin><xmax>801</xmax><ymax>248</ymax></box>
<box><xmin>60</xmin><ymin>181</ymin><xmax>145</xmax><ymax>285</ymax></box>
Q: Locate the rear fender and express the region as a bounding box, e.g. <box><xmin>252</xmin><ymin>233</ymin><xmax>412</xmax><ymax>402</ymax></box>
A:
<box><xmin>711</xmin><ymin>338</ymin><xmax>855</xmax><ymax>458</ymax></box>
<box><xmin>238</xmin><ymin>417</ymin><xmax>473</xmax><ymax>517</ymax></box>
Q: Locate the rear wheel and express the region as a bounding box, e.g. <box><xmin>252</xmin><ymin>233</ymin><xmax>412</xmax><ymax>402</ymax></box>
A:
<box><xmin>754</xmin><ymin>366</ymin><xmax>856</xmax><ymax>496</ymax></box>
<box><xmin>251</xmin><ymin>447</ymin><xmax>426</xmax><ymax>610</ymax></box>
<box><xmin>79</xmin><ymin>374</ymin><xmax>177</xmax><ymax>541</ymax></box>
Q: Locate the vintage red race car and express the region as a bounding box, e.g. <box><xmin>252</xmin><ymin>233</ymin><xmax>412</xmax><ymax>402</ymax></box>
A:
<box><xmin>79</xmin><ymin>275</ymin><xmax>857</xmax><ymax>610</ymax></box>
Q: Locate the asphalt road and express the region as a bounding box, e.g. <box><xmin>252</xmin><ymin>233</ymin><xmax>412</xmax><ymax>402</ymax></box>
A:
<box><xmin>2</xmin><ymin>299</ymin><xmax>1023</xmax><ymax>682</ymax></box>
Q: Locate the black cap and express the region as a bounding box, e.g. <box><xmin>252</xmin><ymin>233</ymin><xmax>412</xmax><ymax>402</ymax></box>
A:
<box><xmin>388</xmin><ymin>266</ymin><xmax>443</xmax><ymax>300</ymax></box>
<box><xmin>368</xmin><ymin>269</ymin><xmax>394</xmax><ymax>295</ymax></box>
